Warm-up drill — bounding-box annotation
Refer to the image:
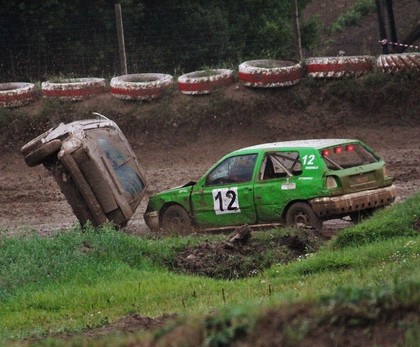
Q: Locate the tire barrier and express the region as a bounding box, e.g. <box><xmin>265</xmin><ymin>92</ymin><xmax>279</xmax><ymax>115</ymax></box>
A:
<box><xmin>178</xmin><ymin>69</ymin><xmax>234</xmax><ymax>95</ymax></box>
<box><xmin>42</xmin><ymin>78</ymin><xmax>106</xmax><ymax>101</ymax></box>
<box><xmin>305</xmin><ymin>56</ymin><xmax>375</xmax><ymax>78</ymax></box>
<box><xmin>0</xmin><ymin>82</ymin><xmax>36</xmax><ymax>108</ymax></box>
<box><xmin>238</xmin><ymin>59</ymin><xmax>302</xmax><ymax>88</ymax></box>
<box><xmin>377</xmin><ymin>53</ymin><xmax>420</xmax><ymax>74</ymax></box>
<box><xmin>110</xmin><ymin>73</ymin><xmax>173</xmax><ymax>100</ymax></box>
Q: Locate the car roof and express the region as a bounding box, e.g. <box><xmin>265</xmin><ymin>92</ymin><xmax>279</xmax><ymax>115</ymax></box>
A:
<box><xmin>232</xmin><ymin>139</ymin><xmax>358</xmax><ymax>154</ymax></box>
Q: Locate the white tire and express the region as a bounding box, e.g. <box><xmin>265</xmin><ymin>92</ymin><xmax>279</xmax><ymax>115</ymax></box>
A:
<box><xmin>110</xmin><ymin>73</ymin><xmax>173</xmax><ymax>100</ymax></box>
<box><xmin>178</xmin><ymin>69</ymin><xmax>234</xmax><ymax>95</ymax></box>
<box><xmin>0</xmin><ymin>82</ymin><xmax>36</xmax><ymax>108</ymax></box>
<box><xmin>42</xmin><ymin>78</ymin><xmax>106</xmax><ymax>101</ymax></box>
<box><xmin>238</xmin><ymin>59</ymin><xmax>302</xmax><ymax>88</ymax></box>
<box><xmin>305</xmin><ymin>56</ymin><xmax>375</xmax><ymax>78</ymax></box>
<box><xmin>377</xmin><ymin>53</ymin><xmax>420</xmax><ymax>74</ymax></box>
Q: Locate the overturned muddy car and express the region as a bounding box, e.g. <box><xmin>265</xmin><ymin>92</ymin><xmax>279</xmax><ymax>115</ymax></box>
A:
<box><xmin>21</xmin><ymin>114</ymin><xmax>147</xmax><ymax>228</ymax></box>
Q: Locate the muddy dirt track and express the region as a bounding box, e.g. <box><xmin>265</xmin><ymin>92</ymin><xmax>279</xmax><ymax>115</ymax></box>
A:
<box><xmin>0</xmin><ymin>84</ymin><xmax>419</xmax><ymax>236</ymax></box>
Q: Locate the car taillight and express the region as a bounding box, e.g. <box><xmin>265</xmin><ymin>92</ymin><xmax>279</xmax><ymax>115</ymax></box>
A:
<box><xmin>383</xmin><ymin>165</ymin><xmax>389</xmax><ymax>177</ymax></box>
<box><xmin>322</xmin><ymin>149</ymin><xmax>331</xmax><ymax>157</ymax></box>
<box><xmin>345</xmin><ymin>144</ymin><xmax>355</xmax><ymax>152</ymax></box>
<box><xmin>326</xmin><ymin>176</ymin><xmax>338</xmax><ymax>189</ymax></box>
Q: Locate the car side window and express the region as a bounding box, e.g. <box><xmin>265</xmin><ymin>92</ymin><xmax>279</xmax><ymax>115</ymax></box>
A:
<box><xmin>206</xmin><ymin>154</ymin><xmax>257</xmax><ymax>186</ymax></box>
<box><xmin>260</xmin><ymin>152</ymin><xmax>302</xmax><ymax>180</ymax></box>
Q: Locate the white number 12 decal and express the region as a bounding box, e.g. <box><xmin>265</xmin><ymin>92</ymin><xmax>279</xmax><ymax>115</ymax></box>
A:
<box><xmin>302</xmin><ymin>154</ymin><xmax>315</xmax><ymax>165</ymax></box>
<box><xmin>212</xmin><ymin>188</ymin><xmax>240</xmax><ymax>215</ymax></box>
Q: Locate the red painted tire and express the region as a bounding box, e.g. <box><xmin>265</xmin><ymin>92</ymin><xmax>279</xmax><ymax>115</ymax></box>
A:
<box><xmin>238</xmin><ymin>59</ymin><xmax>302</xmax><ymax>88</ymax></box>
<box><xmin>42</xmin><ymin>78</ymin><xmax>106</xmax><ymax>101</ymax></box>
<box><xmin>377</xmin><ymin>53</ymin><xmax>420</xmax><ymax>74</ymax></box>
<box><xmin>306</xmin><ymin>56</ymin><xmax>374</xmax><ymax>78</ymax></box>
<box><xmin>178</xmin><ymin>69</ymin><xmax>234</xmax><ymax>95</ymax></box>
<box><xmin>110</xmin><ymin>73</ymin><xmax>173</xmax><ymax>100</ymax></box>
<box><xmin>0</xmin><ymin>82</ymin><xmax>36</xmax><ymax>108</ymax></box>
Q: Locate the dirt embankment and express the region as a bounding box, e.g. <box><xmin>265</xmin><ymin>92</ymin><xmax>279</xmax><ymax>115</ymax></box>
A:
<box><xmin>1</xmin><ymin>74</ymin><xmax>419</xmax><ymax>235</ymax></box>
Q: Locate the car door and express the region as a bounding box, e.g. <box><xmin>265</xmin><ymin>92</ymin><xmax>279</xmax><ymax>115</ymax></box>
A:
<box><xmin>253</xmin><ymin>150</ymin><xmax>304</xmax><ymax>222</ymax></box>
<box><xmin>190</xmin><ymin>153</ymin><xmax>258</xmax><ymax>228</ymax></box>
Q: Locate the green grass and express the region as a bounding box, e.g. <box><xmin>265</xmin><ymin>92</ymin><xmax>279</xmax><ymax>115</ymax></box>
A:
<box><xmin>0</xmin><ymin>193</ymin><xmax>419</xmax><ymax>344</ymax></box>
<box><xmin>329</xmin><ymin>0</ymin><xmax>376</xmax><ymax>33</ymax></box>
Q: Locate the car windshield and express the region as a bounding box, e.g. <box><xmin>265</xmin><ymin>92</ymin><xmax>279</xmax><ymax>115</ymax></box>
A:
<box><xmin>320</xmin><ymin>143</ymin><xmax>379</xmax><ymax>170</ymax></box>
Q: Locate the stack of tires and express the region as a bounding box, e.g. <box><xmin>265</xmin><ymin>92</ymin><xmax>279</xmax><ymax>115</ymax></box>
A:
<box><xmin>42</xmin><ymin>78</ymin><xmax>106</xmax><ymax>101</ymax></box>
<box><xmin>305</xmin><ymin>56</ymin><xmax>375</xmax><ymax>78</ymax></box>
<box><xmin>177</xmin><ymin>69</ymin><xmax>234</xmax><ymax>95</ymax></box>
<box><xmin>0</xmin><ymin>82</ymin><xmax>36</xmax><ymax>108</ymax></box>
<box><xmin>238</xmin><ymin>59</ymin><xmax>302</xmax><ymax>87</ymax></box>
<box><xmin>110</xmin><ymin>73</ymin><xmax>173</xmax><ymax>100</ymax></box>
<box><xmin>376</xmin><ymin>53</ymin><xmax>420</xmax><ymax>74</ymax></box>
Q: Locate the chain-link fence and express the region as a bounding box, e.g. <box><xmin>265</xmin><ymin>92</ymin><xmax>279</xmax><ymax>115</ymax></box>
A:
<box><xmin>302</xmin><ymin>0</ymin><xmax>419</xmax><ymax>57</ymax></box>
<box><xmin>1</xmin><ymin>1</ymin><xmax>419</xmax><ymax>82</ymax></box>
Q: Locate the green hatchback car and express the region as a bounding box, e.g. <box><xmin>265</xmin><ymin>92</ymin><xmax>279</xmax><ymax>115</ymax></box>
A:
<box><xmin>144</xmin><ymin>139</ymin><xmax>396</xmax><ymax>233</ymax></box>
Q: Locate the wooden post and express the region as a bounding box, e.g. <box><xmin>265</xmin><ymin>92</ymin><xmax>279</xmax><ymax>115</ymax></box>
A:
<box><xmin>291</xmin><ymin>0</ymin><xmax>303</xmax><ymax>61</ymax></box>
<box><xmin>115</xmin><ymin>3</ymin><xmax>127</xmax><ymax>75</ymax></box>
<box><xmin>375</xmin><ymin>0</ymin><xmax>389</xmax><ymax>54</ymax></box>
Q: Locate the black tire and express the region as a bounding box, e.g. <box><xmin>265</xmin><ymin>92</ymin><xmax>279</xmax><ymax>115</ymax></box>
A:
<box><xmin>21</xmin><ymin>128</ymin><xmax>53</xmax><ymax>156</ymax></box>
<box><xmin>349</xmin><ymin>208</ymin><xmax>375</xmax><ymax>224</ymax></box>
<box><xmin>24</xmin><ymin>139</ymin><xmax>62</xmax><ymax>167</ymax></box>
<box><xmin>161</xmin><ymin>205</ymin><xmax>192</xmax><ymax>235</ymax></box>
<box><xmin>285</xmin><ymin>202</ymin><xmax>322</xmax><ymax>230</ymax></box>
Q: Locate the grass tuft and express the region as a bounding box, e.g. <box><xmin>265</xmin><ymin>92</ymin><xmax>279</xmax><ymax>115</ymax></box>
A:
<box><xmin>332</xmin><ymin>193</ymin><xmax>420</xmax><ymax>249</ymax></box>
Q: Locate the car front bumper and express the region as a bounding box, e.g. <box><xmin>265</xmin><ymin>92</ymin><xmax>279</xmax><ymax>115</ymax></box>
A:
<box><xmin>310</xmin><ymin>185</ymin><xmax>396</xmax><ymax>219</ymax></box>
<box><xmin>144</xmin><ymin>210</ymin><xmax>160</xmax><ymax>231</ymax></box>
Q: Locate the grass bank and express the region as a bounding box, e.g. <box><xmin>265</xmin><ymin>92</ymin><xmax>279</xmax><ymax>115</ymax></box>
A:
<box><xmin>0</xmin><ymin>193</ymin><xmax>419</xmax><ymax>345</ymax></box>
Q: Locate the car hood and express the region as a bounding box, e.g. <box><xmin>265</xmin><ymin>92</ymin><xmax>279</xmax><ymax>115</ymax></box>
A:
<box><xmin>157</xmin><ymin>181</ymin><xmax>196</xmax><ymax>195</ymax></box>
<box><xmin>148</xmin><ymin>181</ymin><xmax>196</xmax><ymax>209</ymax></box>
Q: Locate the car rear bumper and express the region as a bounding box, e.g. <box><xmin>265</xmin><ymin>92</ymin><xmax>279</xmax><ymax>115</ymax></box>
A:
<box><xmin>310</xmin><ymin>185</ymin><xmax>396</xmax><ymax>219</ymax></box>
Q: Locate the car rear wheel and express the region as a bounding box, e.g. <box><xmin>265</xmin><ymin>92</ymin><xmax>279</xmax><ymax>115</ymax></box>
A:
<box><xmin>24</xmin><ymin>139</ymin><xmax>62</xmax><ymax>167</ymax></box>
<box><xmin>161</xmin><ymin>205</ymin><xmax>192</xmax><ymax>235</ymax></box>
<box><xmin>285</xmin><ymin>202</ymin><xmax>322</xmax><ymax>231</ymax></box>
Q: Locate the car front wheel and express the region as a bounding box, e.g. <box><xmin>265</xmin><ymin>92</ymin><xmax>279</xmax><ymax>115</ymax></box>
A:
<box><xmin>161</xmin><ymin>205</ymin><xmax>192</xmax><ymax>235</ymax></box>
<box><xmin>285</xmin><ymin>202</ymin><xmax>322</xmax><ymax>231</ymax></box>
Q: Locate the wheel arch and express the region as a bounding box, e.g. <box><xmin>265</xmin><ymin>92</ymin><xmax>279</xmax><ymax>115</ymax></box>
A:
<box><xmin>159</xmin><ymin>202</ymin><xmax>191</xmax><ymax>222</ymax></box>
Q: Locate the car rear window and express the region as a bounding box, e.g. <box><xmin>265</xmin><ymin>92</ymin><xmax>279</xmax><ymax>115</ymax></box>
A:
<box><xmin>320</xmin><ymin>143</ymin><xmax>379</xmax><ymax>170</ymax></box>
